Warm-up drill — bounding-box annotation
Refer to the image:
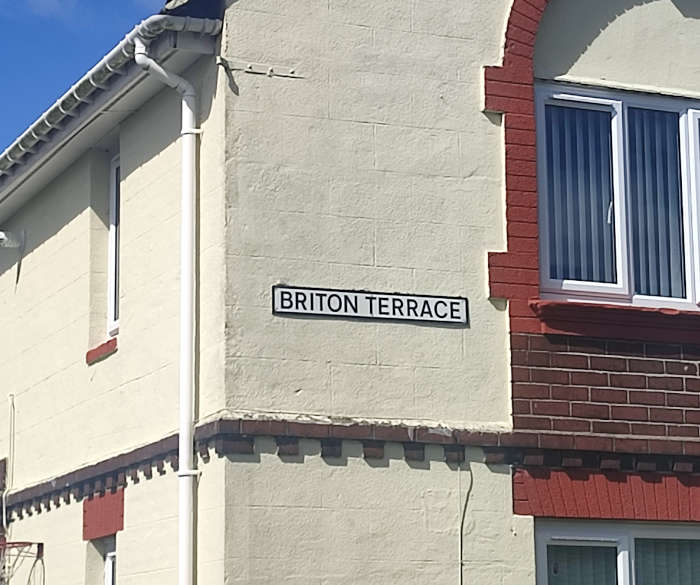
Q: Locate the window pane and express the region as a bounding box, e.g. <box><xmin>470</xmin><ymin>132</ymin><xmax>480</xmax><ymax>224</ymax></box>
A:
<box><xmin>114</xmin><ymin>165</ymin><xmax>120</xmax><ymax>322</ymax></box>
<box><xmin>547</xmin><ymin>545</ymin><xmax>617</xmax><ymax>585</ymax></box>
<box><xmin>635</xmin><ymin>539</ymin><xmax>700</xmax><ymax>585</ymax></box>
<box><xmin>627</xmin><ymin>108</ymin><xmax>685</xmax><ymax>298</ymax></box>
<box><xmin>544</xmin><ymin>104</ymin><xmax>617</xmax><ymax>284</ymax></box>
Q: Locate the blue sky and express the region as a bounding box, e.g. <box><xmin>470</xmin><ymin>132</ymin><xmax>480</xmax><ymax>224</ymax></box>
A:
<box><xmin>0</xmin><ymin>0</ymin><xmax>164</xmax><ymax>151</ymax></box>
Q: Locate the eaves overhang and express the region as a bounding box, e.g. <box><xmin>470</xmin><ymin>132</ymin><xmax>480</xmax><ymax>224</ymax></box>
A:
<box><xmin>0</xmin><ymin>15</ymin><xmax>222</xmax><ymax>222</ymax></box>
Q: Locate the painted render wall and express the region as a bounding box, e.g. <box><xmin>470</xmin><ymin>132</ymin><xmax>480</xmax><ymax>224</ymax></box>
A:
<box><xmin>536</xmin><ymin>0</ymin><xmax>700</xmax><ymax>96</ymax></box>
<box><xmin>223</xmin><ymin>0</ymin><xmax>513</xmax><ymax>429</ymax></box>
<box><xmin>7</xmin><ymin>457</ymin><xmax>226</xmax><ymax>585</ymax></box>
<box><xmin>6</xmin><ymin>443</ymin><xmax>534</xmax><ymax>585</ymax></box>
<box><xmin>0</xmin><ymin>56</ymin><xmax>227</xmax><ymax>490</ymax></box>
<box><xmin>224</xmin><ymin>441</ymin><xmax>535</xmax><ymax>585</ymax></box>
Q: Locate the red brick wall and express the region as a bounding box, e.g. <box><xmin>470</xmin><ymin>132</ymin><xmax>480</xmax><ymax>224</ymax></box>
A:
<box><xmin>513</xmin><ymin>334</ymin><xmax>700</xmax><ymax>450</ymax></box>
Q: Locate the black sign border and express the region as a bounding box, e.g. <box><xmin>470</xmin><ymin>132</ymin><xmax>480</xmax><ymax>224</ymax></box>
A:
<box><xmin>272</xmin><ymin>284</ymin><xmax>470</xmax><ymax>328</ymax></box>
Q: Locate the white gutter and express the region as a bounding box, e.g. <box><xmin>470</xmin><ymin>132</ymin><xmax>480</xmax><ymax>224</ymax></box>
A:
<box><xmin>0</xmin><ymin>15</ymin><xmax>220</xmax><ymax>180</ymax></box>
<box><xmin>133</xmin><ymin>29</ymin><xmax>206</xmax><ymax>585</ymax></box>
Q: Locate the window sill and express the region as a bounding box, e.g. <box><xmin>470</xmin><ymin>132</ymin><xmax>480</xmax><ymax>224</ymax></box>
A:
<box><xmin>529</xmin><ymin>299</ymin><xmax>700</xmax><ymax>344</ymax></box>
<box><xmin>86</xmin><ymin>338</ymin><xmax>118</xmax><ymax>366</ymax></box>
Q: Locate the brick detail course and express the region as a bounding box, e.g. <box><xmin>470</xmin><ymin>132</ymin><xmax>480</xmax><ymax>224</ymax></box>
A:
<box><xmin>513</xmin><ymin>468</ymin><xmax>700</xmax><ymax>521</ymax></box>
<box><xmin>512</xmin><ymin>333</ymin><xmax>700</xmax><ymax>446</ymax></box>
<box><xmin>9</xmin><ymin>415</ymin><xmax>700</xmax><ymax>526</ymax></box>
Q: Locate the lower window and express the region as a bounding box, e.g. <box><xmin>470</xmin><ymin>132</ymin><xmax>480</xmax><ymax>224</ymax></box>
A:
<box><xmin>537</xmin><ymin>520</ymin><xmax>700</xmax><ymax>585</ymax></box>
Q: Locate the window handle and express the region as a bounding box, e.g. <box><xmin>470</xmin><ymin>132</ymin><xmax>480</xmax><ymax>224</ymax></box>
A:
<box><xmin>607</xmin><ymin>201</ymin><xmax>614</xmax><ymax>225</ymax></box>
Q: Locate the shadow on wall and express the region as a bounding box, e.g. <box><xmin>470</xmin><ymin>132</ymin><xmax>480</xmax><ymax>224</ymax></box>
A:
<box><xmin>535</xmin><ymin>0</ymin><xmax>700</xmax><ymax>79</ymax></box>
<box><xmin>0</xmin><ymin>57</ymin><xmax>219</xmax><ymax>283</ymax></box>
<box><xmin>224</xmin><ymin>437</ymin><xmax>511</xmax><ymax>477</ymax></box>
<box><xmin>0</xmin><ymin>163</ymin><xmax>90</xmax><ymax>282</ymax></box>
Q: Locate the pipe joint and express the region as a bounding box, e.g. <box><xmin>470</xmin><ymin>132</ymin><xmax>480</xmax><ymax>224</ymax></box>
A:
<box><xmin>133</xmin><ymin>37</ymin><xmax>196</xmax><ymax>99</ymax></box>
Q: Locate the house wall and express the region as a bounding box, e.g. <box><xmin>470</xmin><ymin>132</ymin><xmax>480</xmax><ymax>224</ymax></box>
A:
<box><xmin>7</xmin><ymin>457</ymin><xmax>226</xmax><ymax>585</ymax></box>
<box><xmin>222</xmin><ymin>0</ymin><xmax>514</xmax><ymax>428</ymax></box>
<box><xmin>536</xmin><ymin>0</ymin><xmax>700</xmax><ymax>96</ymax></box>
<box><xmin>6</xmin><ymin>1</ymin><xmax>700</xmax><ymax>584</ymax></box>
<box><xmin>0</xmin><ymin>55</ymin><xmax>227</xmax><ymax>489</ymax></box>
<box><xmin>224</xmin><ymin>440</ymin><xmax>535</xmax><ymax>585</ymax></box>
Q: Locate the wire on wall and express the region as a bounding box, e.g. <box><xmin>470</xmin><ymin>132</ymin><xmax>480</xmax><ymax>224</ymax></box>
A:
<box><xmin>457</xmin><ymin>460</ymin><xmax>474</xmax><ymax>585</ymax></box>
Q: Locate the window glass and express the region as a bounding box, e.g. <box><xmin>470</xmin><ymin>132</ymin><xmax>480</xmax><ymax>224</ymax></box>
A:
<box><xmin>544</xmin><ymin>104</ymin><xmax>617</xmax><ymax>284</ymax></box>
<box><xmin>547</xmin><ymin>544</ymin><xmax>618</xmax><ymax>585</ymax></box>
<box><xmin>635</xmin><ymin>539</ymin><xmax>700</xmax><ymax>585</ymax></box>
<box><xmin>107</xmin><ymin>157</ymin><xmax>120</xmax><ymax>335</ymax></box>
<box><xmin>627</xmin><ymin>108</ymin><xmax>685</xmax><ymax>298</ymax></box>
<box><xmin>113</xmin><ymin>164</ymin><xmax>120</xmax><ymax>322</ymax></box>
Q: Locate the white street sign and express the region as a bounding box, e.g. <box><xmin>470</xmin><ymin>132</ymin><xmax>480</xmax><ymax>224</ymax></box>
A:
<box><xmin>273</xmin><ymin>285</ymin><xmax>468</xmax><ymax>325</ymax></box>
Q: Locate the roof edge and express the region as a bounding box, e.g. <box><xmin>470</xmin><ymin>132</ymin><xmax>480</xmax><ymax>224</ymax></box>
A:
<box><xmin>0</xmin><ymin>15</ymin><xmax>222</xmax><ymax>185</ymax></box>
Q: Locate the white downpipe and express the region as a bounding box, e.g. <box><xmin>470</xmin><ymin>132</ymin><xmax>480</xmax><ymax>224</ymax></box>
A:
<box><xmin>134</xmin><ymin>37</ymin><xmax>198</xmax><ymax>585</ymax></box>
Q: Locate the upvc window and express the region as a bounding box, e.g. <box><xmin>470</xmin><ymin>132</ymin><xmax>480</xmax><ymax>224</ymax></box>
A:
<box><xmin>536</xmin><ymin>520</ymin><xmax>700</xmax><ymax>585</ymax></box>
<box><xmin>536</xmin><ymin>84</ymin><xmax>700</xmax><ymax>310</ymax></box>
<box><xmin>107</xmin><ymin>156</ymin><xmax>120</xmax><ymax>336</ymax></box>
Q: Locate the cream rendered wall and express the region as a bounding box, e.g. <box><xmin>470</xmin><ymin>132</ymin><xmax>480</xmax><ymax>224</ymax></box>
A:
<box><xmin>6</xmin><ymin>457</ymin><xmax>226</xmax><ymax>585</ymax></box>
<box><xmin>224</xmin><ymin>440</ymin><xmax>535</xmax><ymax>585</ymax></box>
<box><xmin>0</xmin><ymin>55</ymin><xmax>227</xmax><ymax>490</ymax></box>
<box><xmin>536</xmin><ymin>0</ymin><xmax>700</xmax><ymax>95</ymax></box>
<box><xmin>223</xmin><ymin>0</ymin><xmax>513</xmax><ymax>428</ymax></box>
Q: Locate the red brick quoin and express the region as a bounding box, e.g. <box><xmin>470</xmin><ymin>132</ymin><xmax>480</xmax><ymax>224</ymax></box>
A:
<box><xmin>485</xmin><ymin>0</ymin><xmax>546</xmax><ymax>335</ymax></box>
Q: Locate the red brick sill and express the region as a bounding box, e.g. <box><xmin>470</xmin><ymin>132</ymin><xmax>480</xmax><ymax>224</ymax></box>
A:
<box><xmin>85</xmin><ymin>338</ymin><xmax>117</xmax><ymax>366</ymax></box>
<box><xmin>529</xmin><ymin>299</ymin><xmax>700</xmax><ymax>344</ymax></box>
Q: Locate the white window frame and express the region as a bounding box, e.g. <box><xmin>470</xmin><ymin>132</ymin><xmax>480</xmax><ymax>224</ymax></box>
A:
<box><xmin>536</xmin><ymin>519</ymin><xmax>700</xmax><ymax>585</ymax></box>
<box><xmin>104</xmin><ymin>550</ymin><xmax>116</xmax><ymax>585</ymax></box>
<box><xmin>107</xmin><ymin>156</ymin><xmax>120</xmax><ymax>336</ymax></box>
<box><xmin>537</xmin><ymin>82</ymin><xmax>700</xmax><ymax>311</ymax></box>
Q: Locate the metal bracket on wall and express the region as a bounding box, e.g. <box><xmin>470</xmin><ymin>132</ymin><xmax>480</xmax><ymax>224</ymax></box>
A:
<box><xmin>216</xmin><ymin>56</ymin><xmax>304</xmax><ymax>79</ymax></box>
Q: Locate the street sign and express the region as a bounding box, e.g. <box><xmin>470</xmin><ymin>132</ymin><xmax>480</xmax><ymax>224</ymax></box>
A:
<box><xmin>272</xmin><ymin>285</ymin><xmax>468</xmax><ymax>325</ymax></box>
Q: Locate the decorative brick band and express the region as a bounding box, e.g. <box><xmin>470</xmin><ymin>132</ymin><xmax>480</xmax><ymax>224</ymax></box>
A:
<box><xmin>513</xmin><ymin>467</ymin><xmax>700</xmax><ymax>521</ymax></box>
<box><xmin>7</xmin><ymin>416</ymin><xmax>700</xmax><ymax>524</ymax></box>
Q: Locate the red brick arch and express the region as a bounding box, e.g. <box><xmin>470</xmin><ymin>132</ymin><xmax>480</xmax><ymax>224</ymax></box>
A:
<box><xmin>484</xmin><ymin>0</ymin><xmax>549</xmax><ymax>335</ymax></box>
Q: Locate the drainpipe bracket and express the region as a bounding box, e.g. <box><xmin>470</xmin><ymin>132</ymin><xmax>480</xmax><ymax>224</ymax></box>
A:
<box><xmin>217</xmin><ymin>57</ymin><xmax>304</xmax><ymax>79</ymax></box>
